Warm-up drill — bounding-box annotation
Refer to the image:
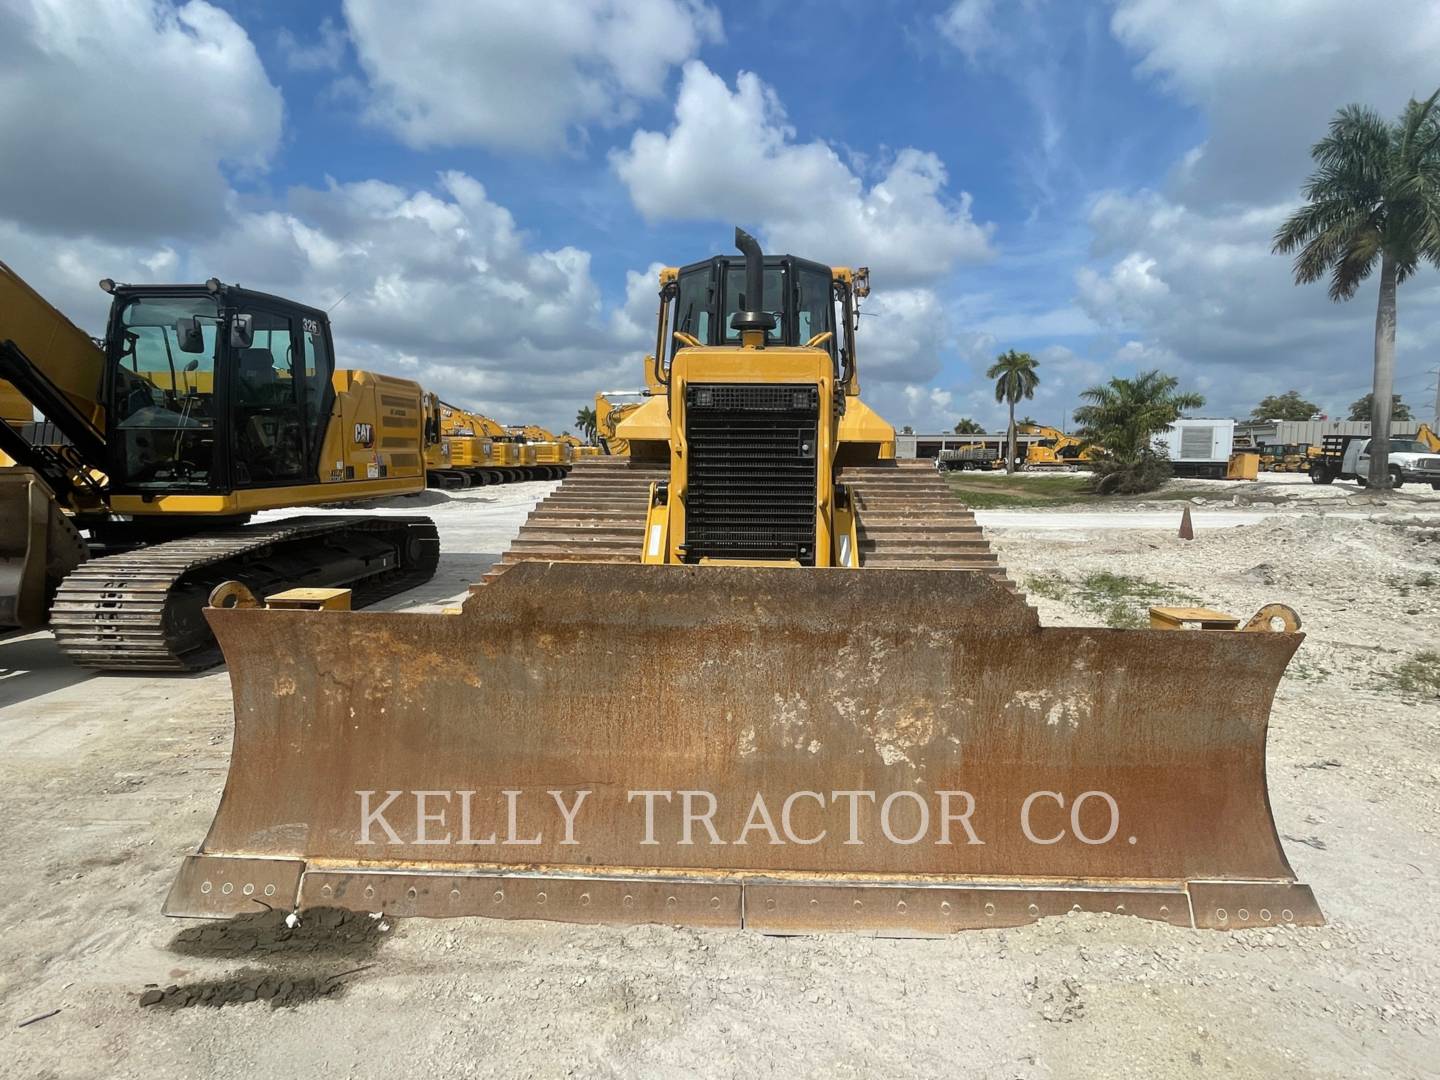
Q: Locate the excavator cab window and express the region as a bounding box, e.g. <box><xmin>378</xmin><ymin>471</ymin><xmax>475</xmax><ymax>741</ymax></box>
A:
<box><xmin>299</xmin><ymin>317</ymin><xmax>335</xmax><ymax>471</ymax></box>
<box><xmin>111</xmin><ymin>295</ymin><xmax>219</xmax><ymax>489</ymax></box>
<box><xmin>229</xmin><ymin>308</ymin><xmax>307</xmax><ymax>487</ymax></box>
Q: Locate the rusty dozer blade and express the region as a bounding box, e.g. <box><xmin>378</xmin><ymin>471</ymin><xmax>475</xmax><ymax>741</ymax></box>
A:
<box><xmin>168</xmin><ymin>564</ymin><xmax>1322</xmax><ymax>934</ymax></box>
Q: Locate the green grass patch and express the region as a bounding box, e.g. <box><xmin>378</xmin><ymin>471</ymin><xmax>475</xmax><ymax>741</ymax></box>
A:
<box><xmin>1377</xmin><ymin>651</ymin><xmax>1440</xmax><ymax>699</ymax></box>
<box><xmin>943</xmin><ymin>472</ymin><xmax>1207</xmax><ymax>509</ymax></box>
<box><xmin>1024</xmin><ymin>571</ymin><xmax>1197</xmax><ymax>628</ymax></box>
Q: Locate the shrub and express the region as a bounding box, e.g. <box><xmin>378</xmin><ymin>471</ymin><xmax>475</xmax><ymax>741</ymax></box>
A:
<box><xmin>1085</xmin><ymin>453</ymin><xmax>1173</xmax><ymax>495</ymax></box>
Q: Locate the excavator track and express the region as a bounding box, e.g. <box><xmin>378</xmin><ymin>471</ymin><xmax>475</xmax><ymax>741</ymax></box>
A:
<box><xmin>481</xmin><ymin>457</ymin><xmax>1014</xmax><ymax>586</ymax></box>
<box><xmin>50</xmin><ymin>515</ymin><xmax>439</xmax><ymax>672</ymax></box>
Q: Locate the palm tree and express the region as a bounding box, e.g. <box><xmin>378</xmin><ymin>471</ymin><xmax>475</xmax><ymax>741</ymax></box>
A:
<box><xmin>1273</xmin><ymin>90</ymin><xmax>1440</xmax><ymax>487</ymax></box>
<box><xmin>1075</xmin><ymin>370</ymin><xmax>1204</xmax><ymax>495</ymax></box>
<box><xmin>986</xmin><ymin>350</ymin><xmax>1039</xmax><ymax>473</ymax></box>
<box><xmin>1074</xmin><ymin>370</ymin><xmax>1204</xmax><ymax>475</ymax></box>
<box><xmin>574</xmin><ymin>405</ymin><xmax>597</xmax><ymax>443</ymax></box>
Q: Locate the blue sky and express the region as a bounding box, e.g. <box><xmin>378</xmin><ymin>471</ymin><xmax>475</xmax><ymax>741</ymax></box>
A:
<box><xmin>3</xmin><ymin>0</ymin><xmax>1439</xmax><ymax>434</ymax></box>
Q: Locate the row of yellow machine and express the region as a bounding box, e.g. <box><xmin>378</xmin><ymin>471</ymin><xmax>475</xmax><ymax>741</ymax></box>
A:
<box><xmin>0</xmin><ymin>259</ymin><xmax>593</xmax><ymax>668</ymax></box>
<box><xmin>3</xmin><ymin>229</ymin><xmax>1320</xmax><ymax>936</ymax></box>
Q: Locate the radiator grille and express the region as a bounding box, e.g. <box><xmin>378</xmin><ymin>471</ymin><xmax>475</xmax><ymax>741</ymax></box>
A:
<box><xmin>684</xmin><ymin>383</ymin><xmax>819</xmax><ymax>563</ymax></box>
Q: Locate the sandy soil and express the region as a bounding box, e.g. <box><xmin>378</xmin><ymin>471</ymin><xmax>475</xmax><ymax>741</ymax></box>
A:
<box><xmin>1</xmin><ymin>482</ymin><xmax>1437</xmax><ymax>1079</ymax></box>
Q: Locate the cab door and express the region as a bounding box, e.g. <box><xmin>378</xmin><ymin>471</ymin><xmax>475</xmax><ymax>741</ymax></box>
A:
<box><xmin>227</xmin><ymin>305</ymin><xmax>307</xmax><ymax>487</ymax></box>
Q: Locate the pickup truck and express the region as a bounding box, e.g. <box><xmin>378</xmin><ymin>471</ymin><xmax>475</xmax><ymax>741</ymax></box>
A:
<box><xmin>1309</xmin><ymin>435</ymin><xmax>1440</xmax><ymax>489</ymax></box>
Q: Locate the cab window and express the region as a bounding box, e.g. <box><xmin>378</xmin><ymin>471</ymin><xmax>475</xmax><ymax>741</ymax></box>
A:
<box><xmin>722</xmin><ymin>265</ymin><xmax>785</xmax><ymax>344</ymax></box>
<box><xmin>674</xmin><ymin>269</ymin><xmax>713</xmax><ymax>346</ymax></box>
<box><xmin>231</xmin><ymin>310</ymin><xmax>306</xmax><ymax>485</ymax></box>
<box><xmin>111</xmin><ymin>295</ymin><xmax>219</xmax><ymax>489</ymax></box>
<box><xmin>299</xmin><ymin>317</ymin><xmax>333</xmax><ymax>465</ymax></box>
<box><xmin>795</xmin><ymin>267</ymin><xmax>836</xmax><ymax>358</ymax></box>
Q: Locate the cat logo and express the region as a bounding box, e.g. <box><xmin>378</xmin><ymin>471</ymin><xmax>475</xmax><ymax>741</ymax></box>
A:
<box><xmin>354</xmin><ymin>422</ymin><xmax>374</xmax><ymax>447</ymax></box>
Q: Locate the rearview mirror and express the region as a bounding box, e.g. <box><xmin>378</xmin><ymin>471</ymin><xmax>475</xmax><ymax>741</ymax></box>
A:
<box><xmin>175</xmin><ymin>316</ymin><xmax>205</xmax><ymax>353</ymax></box>
<box><xmin>229</xmin><ymin>313</ymin><xmax>254</xmax><ymax>350</ymax></box>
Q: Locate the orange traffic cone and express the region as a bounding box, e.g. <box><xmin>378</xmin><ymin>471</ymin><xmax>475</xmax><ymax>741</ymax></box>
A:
<box><xmin>1179</xmin><ymin>506</ymin><xmax>1194</xmax><ymax>540</ymax></box>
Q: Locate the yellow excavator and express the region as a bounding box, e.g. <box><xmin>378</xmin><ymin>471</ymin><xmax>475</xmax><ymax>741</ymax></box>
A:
<box><xmin>169</xmin><ymin>230</ymin><xmax>1320</xmax><ymax>934</ymax></box>
<box><xmin>558</xmin><ymin>432</ymin><xmax>600</xmax><ymax>459</ymax></box>
<box><xmin>507</xmin><ymin>423</ymin><xmax>573</xmax><ymax>477</ymax></box>
<box><xmin>1</xmin><ymin>260</ymin><xmax>439</xmax><ymax>669</ymax></box>
<box><xmin>434</xmin><ymin>406</ymin><xmax>565</xmax><ymax>483</ymax></box>
<box><xmin>594</xmin><ymin>390</ymin><xmax>646</xmax><ymax>455</ymax></box>
<box><xmin>1413</xmin><ymin>423</ymin><xmax>1440</xmax><ymax>452</ymax></box>
<box><xmin>1017</xmin><ymin>423</ymin><xmax>1095</xmax><ymax>470</ymax></box>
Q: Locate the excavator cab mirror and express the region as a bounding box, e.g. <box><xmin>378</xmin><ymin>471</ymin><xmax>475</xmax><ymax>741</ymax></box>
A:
<box><xmin>175</xmin><ymin>316</ymin><xmax>205</xmax><ymax>354</ymax></box>
<box><xmin>228</xmin><ymin>313</ymin><xmax>254</xmax><ymax>350</ymax></box>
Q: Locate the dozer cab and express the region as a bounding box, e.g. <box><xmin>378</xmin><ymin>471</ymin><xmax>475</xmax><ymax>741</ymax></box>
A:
<box><xmin>170</xmin><ymin>230</ymin><xmax>1320</xmax><ymax>934</ymax></box>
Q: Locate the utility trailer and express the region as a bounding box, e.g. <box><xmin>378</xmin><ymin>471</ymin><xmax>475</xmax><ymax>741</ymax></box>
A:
<box><xmin>937</xmin><ymin>446</ymin><xmax>1001</xmax><ymax>471</ymax></box>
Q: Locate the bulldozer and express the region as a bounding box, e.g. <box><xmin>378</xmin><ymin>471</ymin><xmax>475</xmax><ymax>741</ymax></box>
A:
<box><xmin>168</xmin><ymin>229</ymin><xmax>1320</xmax><ymax>934</ymax></box>
<box><xmin>1</xmin><ymin>261</ymin><xmax>439</xmax><ymax>669</ymax></box>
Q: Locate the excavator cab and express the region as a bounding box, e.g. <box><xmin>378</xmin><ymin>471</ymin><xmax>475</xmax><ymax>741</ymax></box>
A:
<box><xmin>102</xmin><ymin>284</ymin><xmax>333</xmax><ymax>499</ymax></box>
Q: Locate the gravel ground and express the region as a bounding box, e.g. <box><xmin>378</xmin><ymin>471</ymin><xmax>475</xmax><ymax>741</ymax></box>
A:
<box><xmin>0</xmin><ymin>480</ymin><xmax>1437</xmax><ymax>1079</ymax></box>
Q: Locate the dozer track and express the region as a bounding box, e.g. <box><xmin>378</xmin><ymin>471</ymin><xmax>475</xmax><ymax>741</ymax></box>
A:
<box><xmin>481</xmin><ymin>457</ymin><xmax>1014</xmax><ymax>584</ymax></box>
<box><xmin>50</xmin><ymin>516</ymin><xmax>439</xmax><ymax>671</ymax></box>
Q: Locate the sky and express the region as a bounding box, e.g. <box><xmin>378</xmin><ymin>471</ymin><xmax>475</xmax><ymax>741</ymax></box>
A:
<box><xmin>3</xmin><ymin>0</ymin><xmax>1440</xmax><ymax>436</ymax></box>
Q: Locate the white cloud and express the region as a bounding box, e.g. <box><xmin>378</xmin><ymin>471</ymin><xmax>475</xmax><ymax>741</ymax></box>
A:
<box><xmin>343</xmin><ymin>0</ymin><xmax>721</xmax><ymax>152</ymax></box>
<box><xmin>857</xmin><ymin>288</ymin><xmax>947</xmax><ymax>386</ymax></box>
<box><xmin>2</xmin><ymin>169</ymin><xmax>654</xmax><ymax>433</ymax></box>
<box><xmin>278</xmin><ymin>16</ymin><xmax>347</xmax><ymax>72</ymax></box>
<box><xmin>936</xmin><ymin>0</ymin><xmax>997</xmax><ymax>62</ymax></box>
<box><xmin>1071</xmin><ymin>190</ymin><xmax>1440</xmax><ymax>417</ymax></box>
<box><xmin>190</xmin><ymin>171</ymin><xmax>651</xmax><ymax>426</ymax></box>
<box><xmin>612</xmin><ymin>62</ymin><xmax>994</xmax><ymax>286</ymax></box>
<box><xmin>1074</xmin><ymin>3</ymin><xmax>1440</xmax><ymax>419</ymax></box>
<box><xmin>1112</xmin><ymin>339</ymin><xmax>1179</xmax><ymax>369</ymax></box>
<box><xmin>1075</xmin><ymin>252</ymin><xmax>1169</xmax><ymax>325</ymax></box>
<box><xmin>0</xmin><ymin>0</ymin><xmax>283</xmax><ymax>241</ymax></box>
<box><xmin>1112</xmin><ymin>0</ymin><xmax>1440</xmax><ymax>204</ymax></box>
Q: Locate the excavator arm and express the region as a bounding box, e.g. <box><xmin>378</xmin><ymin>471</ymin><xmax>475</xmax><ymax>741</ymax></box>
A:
<box><xmin>1</xmin><ymin>261</ymin><xmax>109</xmax><ymax>628</ymax></box>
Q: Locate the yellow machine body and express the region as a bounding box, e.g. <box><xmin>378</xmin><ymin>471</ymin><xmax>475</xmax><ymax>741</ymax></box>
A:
<box><xmin>106</xmin><ymin>369</ymin><xmax>427</xmax><ymax>515</ymax></box>
<box><xmin>1017</xmin><ymin>423</ymin><xmax>1094</xmax><ymax>469</ymax></box>
<box><xmin>595</xmin><ymin>392</ymin><xmax>644</xmax><ymax>455</ymax></box>
<box><xmin>0</xmin><ymin>259</ymin><xmax>107</xmax><ymax>431</ymax></box>
<box><xmin>0</xmin><ymin>266</ymin><xmax>440</xmax><ymax>660</ymax></box>
<box><xmin>172</xmin><ymin>230</ymin><xmax>1320</xmax><ymax>934</ymax></box>
<box><xmin>1226</xmin><ymin>451</ymin><xmax>1260</xmax><ymax>481</ymax></box>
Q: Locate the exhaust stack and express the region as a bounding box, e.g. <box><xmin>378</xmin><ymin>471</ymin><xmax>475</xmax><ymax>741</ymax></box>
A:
<box><xmin>730</xmin><ymin>227</ymin><xmax>775</xmax><ymax>346</ymax></box>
